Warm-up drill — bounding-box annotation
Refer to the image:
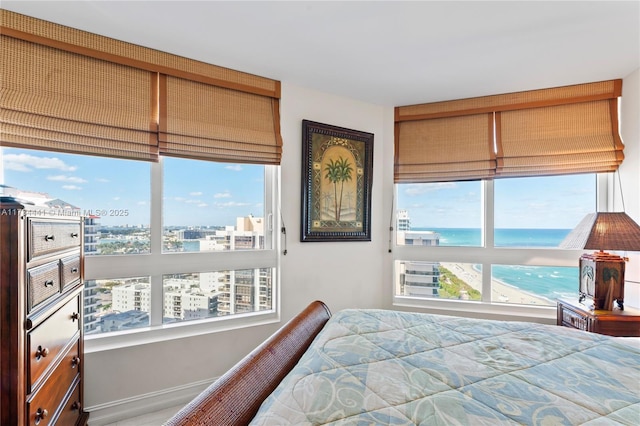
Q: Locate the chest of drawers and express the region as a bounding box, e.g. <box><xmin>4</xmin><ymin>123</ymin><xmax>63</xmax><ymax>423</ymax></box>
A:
<box><xmin>1</xmin><ymin>198</ymin><xmax>89</xmax><ymax>425</ymax></box>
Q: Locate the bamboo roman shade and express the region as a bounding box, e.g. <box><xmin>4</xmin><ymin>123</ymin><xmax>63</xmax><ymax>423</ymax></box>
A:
<box><xmin>1</xmin><ymin>23</ymin><xmax>158</xmax><ymax>161</ymax></box>
<box><xmin>395</xmin><ymin>79</ymin><xmax>624</xmax><ymax>183</ymax></box>
<box><xmin>0</xmin><ymin>9</ymin><xmax>282</xmax><ymax>164</ymax></box>
<box><xmin>159</xmin><ymin>75</ymin><xmax>281</xmax><ymax>164</ymax></box>
<box><xmin>395</xmin><ymin>112</ymin><xmax>495</xmax><ymax>183</ymax></box>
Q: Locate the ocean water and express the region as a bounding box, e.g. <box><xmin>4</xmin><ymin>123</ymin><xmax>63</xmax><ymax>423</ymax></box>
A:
<box><xmin>491</xmin><ymin>264</ymin><xmax>577</xmax><ymax>301</ymax></box>
<box><xmin>423</xmin><ymin>227</ymin><xmax>571</xmax><ymax>248</ymax></box>
<box><xmin>414</xmin><ymin>228</ymin><xmax>577</xmax><ymax>301</ymax></box>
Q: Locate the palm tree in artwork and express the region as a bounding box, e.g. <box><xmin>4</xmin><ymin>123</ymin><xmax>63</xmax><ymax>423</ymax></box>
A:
<box><xmin>324</xmin><ymin>156</ymin><xmax>353</xmax><ymax>221</ymax></box>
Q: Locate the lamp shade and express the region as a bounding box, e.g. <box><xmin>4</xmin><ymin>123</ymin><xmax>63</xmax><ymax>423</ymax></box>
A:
<box><xmin>560</xmin><ymin>212</ymin><xmax>640</xmax><ymax>251</ymax></box>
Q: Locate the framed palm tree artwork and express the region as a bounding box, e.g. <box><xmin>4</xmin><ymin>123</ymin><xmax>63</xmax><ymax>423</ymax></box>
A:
<box><xmin>301</xmin><ymin>120</ymin><xmax>374</xmax><ymax>242</ymax></box>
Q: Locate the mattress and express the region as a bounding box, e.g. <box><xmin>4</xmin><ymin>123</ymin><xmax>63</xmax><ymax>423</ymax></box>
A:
<box><xmin>250</xmin><ymin>309</ymin><xmax>640</xmax><ymax>425</ymax></box>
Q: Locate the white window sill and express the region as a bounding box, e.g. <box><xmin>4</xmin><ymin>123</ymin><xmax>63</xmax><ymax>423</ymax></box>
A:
<box><xmin>84</xmin><ymin>309</ymin><xmax>280</xmax><ymax>353</ymax></box>
<box><xmin>393</xmin><ymin>296</ymin><xmax>557</xmax><ymax>325</ymax></box>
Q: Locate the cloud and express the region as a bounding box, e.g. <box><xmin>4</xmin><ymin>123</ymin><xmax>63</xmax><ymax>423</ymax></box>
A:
<box><xmin>62</xmin><ymin>185</ymin><xmax>82</xmax><ymax>190</ymax></box>
<box><xmin>215</xmin><ymin>201</ymin><xmax>251</xmax><ymax>208</ymax></box>
<box><xmin>171</xmin><ymin>195</ymin><xmax>212</xmax><ymax>207</ymax></box>
<box><xmin>96</xmin><ymin>178</ymin><xmax>110</xmax><ymax>183</ymax></box>
<box><xmin>3</xmin><ymin>153</ymin><xmax>77</xmax><ymax>172</ymax></box>
<box><xmin>214</xmin><ymin>191</ymin><xmax>231</xmax><ymax>198</ymax></box>
<box><xmin>225</xmin><ymin>165</ymin><xmax>242</xmax><ymax>172</ymax></box>
<box><xmin>47</xmin><ymin>175</ymin><xmax>88</xmax><ymax>184</ymax></box>
<box><xmin>404</xmin><ymin>182</ymin><xmax>457</xmax><ymax>196</ymax></box>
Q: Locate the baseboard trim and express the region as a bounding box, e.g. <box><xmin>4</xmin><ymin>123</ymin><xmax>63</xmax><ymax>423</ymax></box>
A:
<box><xmin>85</xmin><ymin>377</ymin><xmax>216</xmax><ymax>425</ymax></box>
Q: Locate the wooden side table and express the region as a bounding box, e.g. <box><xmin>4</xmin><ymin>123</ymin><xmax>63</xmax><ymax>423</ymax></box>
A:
<box><xmin>557</xmin><ymin>298</ymin><xmax>640</xmax><ymax>337</ymax></box>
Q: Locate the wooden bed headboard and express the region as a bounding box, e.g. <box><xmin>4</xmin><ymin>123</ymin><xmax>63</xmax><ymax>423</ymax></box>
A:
<box><xmin>164</xmin><ymin>300</ymin><xmax>331</xmax><ymax>426</ymax></box>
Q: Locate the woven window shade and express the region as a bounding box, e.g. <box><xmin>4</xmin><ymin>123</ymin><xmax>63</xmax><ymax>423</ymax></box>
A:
<box><xmin>159</xmin><ymin>75</ymin><xmax>282</xmax><ymax>165</ymax></box>
<box><xmin>1</xmin><ymin>9</ymin><xmax>282</xmax><ymax>164</ymax></box>
<box><xmin>1</xmin><ymin>35</ymin><xmax>158</xmax><ymax>161</ymax></box>
<box><xmin>496</xmin><ymin>82</ymin><xmax>623</xmax><ymax>178</ymax></box>
<box><xmin>395</xmin><ymin>79</ymin><xmax>624</xmax><ymax>183</ymax></box>
<box><xmin>395</xmin><ymin>110</ymin><xmax>495</xmax><ymax>183</ymax></box>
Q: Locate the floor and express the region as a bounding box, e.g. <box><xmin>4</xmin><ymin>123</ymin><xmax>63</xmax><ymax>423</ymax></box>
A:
<box><xmin>103</xmin><ymin>404</ymin><xmax>183</xmax><ymax>426</ymax></box>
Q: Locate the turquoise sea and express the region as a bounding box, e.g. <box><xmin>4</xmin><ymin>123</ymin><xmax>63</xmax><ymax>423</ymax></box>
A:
<box><xmin>414</xmin><ymin>228</ymin><xmax>577</xmax><ymax>301</ymax></box>
<box><xmin>422</xmin><ymin>227</ymin><xmax>571</xmax><ymax>248</ymax></box>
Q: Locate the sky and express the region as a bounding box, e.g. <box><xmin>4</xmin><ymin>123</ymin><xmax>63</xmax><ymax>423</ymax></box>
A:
<box><xmin>397</xmin><ymin>174</ymin><xmax>596</xmax><ymax>229</ymax></box>
<box><xmin>1</xmin><ymin>147</ymin><xmax>596</xmax><ymax>230</ymax></box>
<box><xmin>1</xmin><ymin>148</ymin><xmax>264</xmax><ymax>227</ymax></box>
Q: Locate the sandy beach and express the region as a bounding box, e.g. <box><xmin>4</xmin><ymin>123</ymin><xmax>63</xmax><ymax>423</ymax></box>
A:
<box><xmin>440</xmin><ymin>262</ymin><xmax>553</xmax><ymax>306</ymax></box>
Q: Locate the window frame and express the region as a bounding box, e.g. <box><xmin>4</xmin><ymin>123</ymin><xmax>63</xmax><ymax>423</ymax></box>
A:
<box><xmin>392</xmin><ymin>174</ymin><xmax>609</xmax><ymax>321</ymax></box>
<box><xmin>84</xmin><ymin>158</ymin><xmax>281</xmax><ymax>353</ymax></box>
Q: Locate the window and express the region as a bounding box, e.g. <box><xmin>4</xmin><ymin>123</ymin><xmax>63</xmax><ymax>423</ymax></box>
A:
<box><xmin>394</xmin><ymin>174</ymin><xmax>598</xmax><ymax>314</ymax></box>
<box><xmin>1</xmin><ymin>10</ymin><xmax>283</xmax><ymax>347</ymax></box>
<box><xmin>396</xmin><ymin>181</ymin><xmax>482</xmax><ymax>247</ymax></box>
<box><xmin>1</xmin><ymin>147</ymin><xmax>279</xmax><ymax>340</ymax></box>
<box><xmin>163</xmin><ymin>157</ymin><xmax>267</xmax><ymax>252</ymax></box>
<box><xmin>393</xmin><ymin>80</ymin><xmax>621</xmax><ymax>316</ymax></box>
<box><xmin>494</xmin><ymin>175</ymin><xmax>595</xmax><ymax>248</ymax></box>
<box><xmin>1</xmin><ymin>147</ymin><xmax>151</xmax><ymax>256</ymax></box>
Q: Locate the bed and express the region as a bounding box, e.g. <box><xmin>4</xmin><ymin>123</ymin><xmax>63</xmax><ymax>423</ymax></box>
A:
<box><xmin>165</xmin><ymin>300</ymin><xmax>640</xmax><ymax>425</ymax></box>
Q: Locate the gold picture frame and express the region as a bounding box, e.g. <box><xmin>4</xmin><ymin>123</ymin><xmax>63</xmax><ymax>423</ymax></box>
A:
<box><xmin>301</xmin><ymin>120</ymin><xmax>374</xmax><ymax>242</ymax></box>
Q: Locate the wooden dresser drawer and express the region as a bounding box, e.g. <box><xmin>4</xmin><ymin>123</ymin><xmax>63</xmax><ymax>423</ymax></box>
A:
<box><xmin>60</xmin><ymin>254</ymin><xmax>81</xmax><ymax>291</ymax></box>
<box><xmin>55</xmin><ymin>381</ymin><xmax>83</xmax><ymax>426</ymax></box>
<box><xmin>28</xmin><ymin>219</ymin><xmax>81</xmax><ymax>261</ymax></box>
<box><xmin>557</xmin><ymin>298</ymin><xmax>640</xmax><ymax>337</ymax></box>
<box><xmin>560</xmin><ymin>307</ymin><xmax>589</xmax><ymax>331</ymax></box>
<box><xmin>27</xmin><ymin>343</ymin><xmax>80</xmax><ymax>426</ymax></box>
<box><xmin>27</xmin><ymin>297</ymin><xmax>81</xmax><ymax>392</ymax></box>
<box><xmin>27</xmin><ymin>261</ymin><xmax>61</xmax><ymax>312</ymax></box>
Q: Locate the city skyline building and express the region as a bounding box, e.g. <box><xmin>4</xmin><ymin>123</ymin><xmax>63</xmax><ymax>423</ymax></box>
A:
<box><xmin>396</xmin><ymin>210</ymin><xmax>442</xmax><ymax>298</ymax></box>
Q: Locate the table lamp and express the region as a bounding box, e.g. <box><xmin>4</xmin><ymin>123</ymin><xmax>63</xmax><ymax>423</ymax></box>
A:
<box><xmin>560</xmin><ymin>212</ymin><xmax>640</xmax><ymax>310</ymax></box>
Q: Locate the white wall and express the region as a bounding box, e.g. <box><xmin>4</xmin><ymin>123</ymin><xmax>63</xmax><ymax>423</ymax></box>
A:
<box><xmin>278</xmin><ymin>83</ymin><xmax>395</xmax><ymax>319</ymax></box>
<box><xmin>85</xmin><ymin>83</ymin><xmax>394</xmax><ymax>423</ymax></box>
<box><xmin>620</xmin><ymin>68</ymin><xmax>640</xmax><ymax>307</ymax></box>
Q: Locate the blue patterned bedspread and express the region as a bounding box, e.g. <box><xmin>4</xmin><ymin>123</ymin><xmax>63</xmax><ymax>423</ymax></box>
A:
<box><xmin>250</xmin><ymin>309</ymin><xmax>640</xmax><ymax>425</ymax></box>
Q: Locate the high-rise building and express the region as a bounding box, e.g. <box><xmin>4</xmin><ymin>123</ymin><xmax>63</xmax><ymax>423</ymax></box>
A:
<box><xmin>396</xmin><ymin>210</ymin><xmax>442</xmax><ymax>298</ymax></box>
<box><xmin>112</xmin><ymin>282</ymin><xmax>151</xmax><ymax>312</ymax></box>
<box><xmin>217</xmin><ymin>267</ymin><xmax>272</xmax><ymax>315</ymax></box>
<box><xmin>84</xmin><ymin>279</ymin><xmax>100</xmax><ymax>333</ymax></box>
<box><xmin>163</xmin><ymin>277</ymin><xmax>219</xmax><ymax>320</ymax></box>
<box><xmin>399</xmin><ymin>261</ymin><xmax>441</xmax><ymax>298</ymax></box>
<box><xmin>397</xmin><ymin>209</ymin><xmax>411</xmax><ymax>231</ymax></box>
<box><xmin>84</xmin><ymin>215</ymin><xmax>100</xmax><ymax>255</ymax></box>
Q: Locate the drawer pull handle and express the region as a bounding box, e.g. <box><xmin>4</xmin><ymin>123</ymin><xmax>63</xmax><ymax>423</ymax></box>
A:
<box><xmin>44</xmin><ymin>280</ymin><xmax>55</xmax><ymax>287</ymax></box>
<box><xmin>71</xmin><ymin>312</ymin><xmax>80</xmax><ymax>322</ymax></box>
<box><xmin>70</xmin><ymin>267</ymin><xmax>79</xmax><ymax>273</ymax></box>
<box><xmin>72</xmin><ymin>356</ymin><xmax>81</xmax><ymax>368</ymax></box>
<box><xmin>71</xmin><ymin>401</ymin><xmax>81</xmax><ymax>412</ymax></box>
<box><xmin>71</xmin><ymin>232</ymin><xmax>79</xmax><ymax>238</ymax></box>
<box><xmin>35</xmin><ymin>345</ymin><xmax>50</xmax><ymax>359</ymax></box>
<box><xmin>35</xmin><ymin>407</ymin><xmax>49</xmax><ymax>423</ymax></box>
<box><xmin>44</xmin><ymin>234</ymin><xmax>55</xmax><ymax>241</ymax></box>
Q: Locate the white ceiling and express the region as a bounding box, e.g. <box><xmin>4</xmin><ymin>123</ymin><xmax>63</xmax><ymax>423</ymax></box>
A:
<box><xmin>3</xmin><ymin>1</ymin><xmax>639</xmax><ymax>106</ymax></box>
